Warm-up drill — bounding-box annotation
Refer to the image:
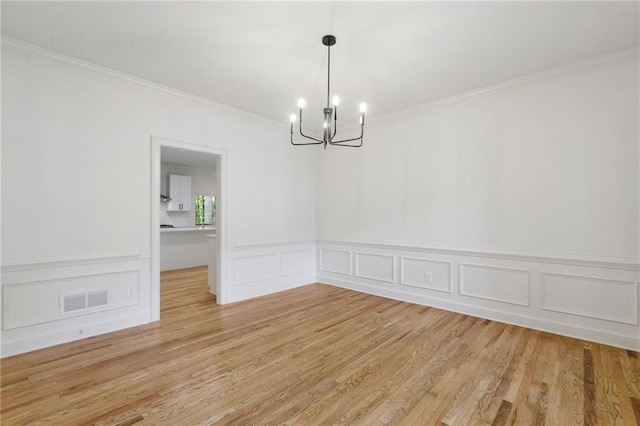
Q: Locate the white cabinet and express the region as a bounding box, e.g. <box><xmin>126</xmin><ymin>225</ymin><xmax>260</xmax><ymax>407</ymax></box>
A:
<box><xmin>167</xmin><ymin>174</ymin><xmax>192</xmax><ymax>211</ymax></box>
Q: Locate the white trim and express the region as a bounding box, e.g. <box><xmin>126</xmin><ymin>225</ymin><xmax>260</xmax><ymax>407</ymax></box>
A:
<box><xmin>280</xmin><ymin>248</ymin><xmax>315</xmax><ymax>277</ymax></box>
<box><xmin>150</xmin><ymin>139</ymin><xmax>161</xmax><ymax>320</ymax></box>
<box><xmin>1</xmin><ymin>312</ymin><xmax>150</xmax><ymax>358</ymax></box>
<box><xmin>317</xmin><ymin>238</ymin><xmax>640</xmax><ymax>271</ymax></box>
<box><xmin>4</xmin><ymin>269</ymin><xmax>140</xmax><ymax>329</ymax></box>
<box><xmin>227</xmin><ymin>240</ymin><xmax>315</xmax><ymax>304</ymax></box>
<box><xmin>354</xmin><ymin>252</ymin><xmax>396</xmax><ymax>284</ymax></box>
<box><xmin>368</xmin><ymin>46</ymin><xmax>640</xmax><ymax>126</ymax></box>
<box><xmin>1</xmin><ymin>37</ymin><xmax>283</xmax><ymax>130</ymax></box>
<box><xmin>151</xmin><ymin>136</ymin><xmax>228</xmax><ymax>315</ymax></box>
<box><xmin>1</xmin><ymin>249</ymin><xmax>150</xmax><ymax>272</ymax></box>
<box><xmin>541</xmin><ymin>272</ymin><xmax>639</xmax><ymax>326</ymax></box>
<box><xmin>399</xmin><ymin>257</ymin><xmax>453</xmax><ymax>293</ymax></box>
<box><xmin>3</xmin><ymin>38</ymin><xmax>637</xmax><ymax>138</ymax></box>
<box><xmin>459</xmin><ymin>263</ymin><xmax>530</xmax><ymax>307</ymax></box>
<box><xmin>232</xmin><ymin>239</ymin><xmax>316</xmax><ymax>250</ymax></box>
<box><xmin>318</xmin><ymin>248</ymin><xmax>352</xmax><ymax>276</ymax></box>
<box><xmin>233</xmin><ymin>254</ymin><xmax>278</xmax><ymax>285</ymax></box>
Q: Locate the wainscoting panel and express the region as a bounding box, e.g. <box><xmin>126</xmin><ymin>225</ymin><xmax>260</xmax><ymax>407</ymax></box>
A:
<box><xmin>1</xmin><ymin>252</ymin><xmax>151</xmax><ymax>357</ymax></box>
<box><xmin>316</xmin><ymin>240</ymin><xmax>640</xmax><ymax>350</ymax></box>
<box><xmin>355</xmin><ymin>252</ymin><xmax>395</xmax><ymax>283</ymax></box>
<box><xmin>227</xmin><ymin>241</ymin><xmax>316</xmax><ymax>303</ymax></box>
<box><xmin>281</xmin><ymin>249</ymin><xmax>314</xmax><ymax>277</ymax></box>
<box><xmin>460</xmin><ymin>264</ymin><xmax>530</xmax><ymax>306</ymax></box>
<box><xmin>319</xmin><ymin>249</ymin><xmax>352</xmax><ymax>275</ymax></box>
<box><xmin>233</xmin><ymin>254</ymin><xmax>278</xmax><ymax>285</ymax></box>
<box><xmin>400</xmin><ymin>257</ymin><xmax>452</xmax><ymax>293</ymax></box>
<box><xmin>541</xmin><ymin>273</ymin><xmax>638</xmax><ymax>325</ymax></box>
<box><xmin>4</xmin><ymin>270</ymin><xmax>141</xmax><ymax>329</ymax></box>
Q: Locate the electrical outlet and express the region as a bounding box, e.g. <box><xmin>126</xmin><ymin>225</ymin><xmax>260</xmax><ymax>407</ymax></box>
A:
<box><xmin>127</xmin><ymin>285</ymin><xmax>135</xmax><ymax>297</ymax></box>
<box><xmin>424</xmin><ymin>272</ymin><xmax>433</xmax><ymax>283</ymax></box>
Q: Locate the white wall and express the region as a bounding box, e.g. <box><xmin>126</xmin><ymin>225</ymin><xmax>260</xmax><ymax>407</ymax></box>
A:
<box><xmin>1</xmin><ymin>41</ymin><xmax>317</xmax><ymax>356</ymax></box>
<box><xmin>2</xmin><ymin>43</ymin><xmax>316</xmax><ymax>260</ymax></box>
<box><xmin>317</xmin><ymin>52</ymin><xmax>640</xmax><ymax>350</ymax></box>
<box><xmin>318</xmin><ymin>55</ymin><xmax>639</xmax><ymax>262</ymax></box>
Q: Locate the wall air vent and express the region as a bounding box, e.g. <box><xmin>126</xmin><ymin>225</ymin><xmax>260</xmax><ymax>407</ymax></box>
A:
<box><xmin>61</xmin><ymin>290</ymin><xmax>109</xmax><ymax>314</ymax></box>
<box><xmin>63</xmin><ymin>294</ymin><xmax>86</xmax><ymax>313</ymax></box>
<box><xmin>87</xmin><ymin>290</ymin><xmax>108</xmax><ymax>308</ymax></box>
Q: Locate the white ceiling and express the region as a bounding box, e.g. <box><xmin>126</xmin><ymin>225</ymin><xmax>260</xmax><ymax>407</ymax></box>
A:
<box><xmin>2</xmin><ymin>1</ymin><xmax>639</xmax><ymax>127</ymax></box>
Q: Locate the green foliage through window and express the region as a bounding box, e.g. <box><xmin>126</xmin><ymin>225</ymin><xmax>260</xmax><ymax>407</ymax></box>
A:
<box><xmin>195</xmin><ymin>195</ymin><xmax>216</xmax><ymax>225</ymax></box>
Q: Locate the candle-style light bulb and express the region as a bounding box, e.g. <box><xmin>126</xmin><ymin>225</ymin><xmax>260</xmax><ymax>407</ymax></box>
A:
<box><xmin>332</xmin><ymin>95</ymin><xmax>340</xmax><ymax>106</ymax></box>
<box><xmin>298</xmin><ymin>98</ymin><xmax>306</xmax><ymax>109</ymax></box>
<box><xmin>323</xmin><ymin>121</ymin><xmax>328</xmax><ymax>129</ymax></box>
<box><xmin>359</xmin><ymin>102</ymin><xmax>367</xmax><ymax>113</ymax></box>
<box><xmin>289</xmin><ymin>114</ymin><xmax>297</xmax><ymax>123</ymax></box>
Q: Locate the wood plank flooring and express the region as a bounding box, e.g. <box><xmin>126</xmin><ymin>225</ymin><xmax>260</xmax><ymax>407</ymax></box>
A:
<box><xmin>2</xmin><ymin>266</ymin><xmax>640</xmax><ymax>425</ymax></box>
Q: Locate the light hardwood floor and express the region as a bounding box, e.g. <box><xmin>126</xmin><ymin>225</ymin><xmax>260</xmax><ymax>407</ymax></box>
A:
<box><xmin>2</xmin><ymin>266</ymin><xmax>640</xmax><ymax>425</ymax></box>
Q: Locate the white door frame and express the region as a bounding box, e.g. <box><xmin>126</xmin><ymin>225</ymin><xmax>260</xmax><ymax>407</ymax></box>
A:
<box><xmin>150</xmin><ymin>136</ymin><xmax>228</xmax><ymax>321</ymax></box>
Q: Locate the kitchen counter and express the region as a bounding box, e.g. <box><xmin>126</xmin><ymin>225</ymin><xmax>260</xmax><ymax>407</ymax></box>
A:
<box><xmin>160</xmin><ymin>226</ymin><xmax>217</xmax><ymax>233</ymax></box>
<box><xmin>160</xmin><ymin>226</ymin><xmax>216</xmax><ymax>272</ymax></box>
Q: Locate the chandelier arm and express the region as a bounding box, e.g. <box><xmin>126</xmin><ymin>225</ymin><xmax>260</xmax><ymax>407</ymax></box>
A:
<box><xmin>329</xmin><ymin>137</ymin><xmax>363</xmax><ymax>146</ymax></box>
<box><xmin>329</xmin><ymin>125</ymin><xmax>364</xmax><ymax>145</ymax></box>
<box><xmin>291</xmin><ymin>121</ymin><xmax>323</xmax><ymax>145</ymax></box>
<box><xmin>297</xmin><ymin>133</ymin><xmax>324</xmax><ymax>144</ymax></box>
<box><xmin>291</xmin><ymin>135</ymin><xmax>323</xmax><ymax>146</ymax></box>
<box><xmin>331</xmin><ymin>135</ymin><xmax>363</xmax><ymax>144</ymax></box>
<box><xmin>294</xmin><ymin>108</ymin><xmax>324</xmax><ymax>143</ymax></box>
<box><xmin>329</xmin><ymin>138</ymin><xmax>363</xmax><ymax>148</ymax></box>
<box><xmin>298</xmin><ymin>124</ymin><xmax>324</xmax><ymax>144</ymax></box>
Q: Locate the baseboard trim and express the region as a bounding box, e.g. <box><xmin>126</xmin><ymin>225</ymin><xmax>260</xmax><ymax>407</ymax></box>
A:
<box><xmin>226</xmin><ymin>274</ymin><xmax>316</xmax><ymax>304</ymax></box>
<box><xmin>1</xmin><ymin>312</ymin><xmax>151</xmax><ymax>358</ymax></box>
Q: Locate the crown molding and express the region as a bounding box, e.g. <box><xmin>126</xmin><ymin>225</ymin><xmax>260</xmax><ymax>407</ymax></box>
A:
<box><xmin>369</xmin><ymin>46</ymin><xmax>640</xmax><ymax>126</ymax></box>
<box><xmin>1</xmin><ymin>37</ymin><xmax>284</xmax><ymax>129</ymax></box>
<box><xmin>3</xmin><ymin>37</ymin><xmax>638</xmax><ymax>132</ymax></box>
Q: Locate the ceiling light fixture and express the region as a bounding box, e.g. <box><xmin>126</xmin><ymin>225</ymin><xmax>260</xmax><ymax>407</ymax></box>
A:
<box><xmin>290</xmin><ymin>35</ymin><xmax>366</xmax><ymax>149</ymax></box>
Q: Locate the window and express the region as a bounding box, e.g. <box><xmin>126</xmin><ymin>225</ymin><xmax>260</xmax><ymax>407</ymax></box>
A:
<box><xmin>195</xmin><ymin>195</ymin><xmax>216</xmax><ymax>226</ymax></box>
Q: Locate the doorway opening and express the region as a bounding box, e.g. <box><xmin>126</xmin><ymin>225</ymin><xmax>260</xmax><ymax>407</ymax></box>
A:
<box><xmin>150</xmin><ymin>137</ymin><xmax>227</xmax><ymax>321</ymax></box>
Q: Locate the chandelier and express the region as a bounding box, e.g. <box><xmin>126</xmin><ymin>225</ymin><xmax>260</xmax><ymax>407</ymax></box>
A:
<box><xmin>290</xmin><ymin>35</ymin><xmax>367</xmax><ymax>149</ymax></box>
